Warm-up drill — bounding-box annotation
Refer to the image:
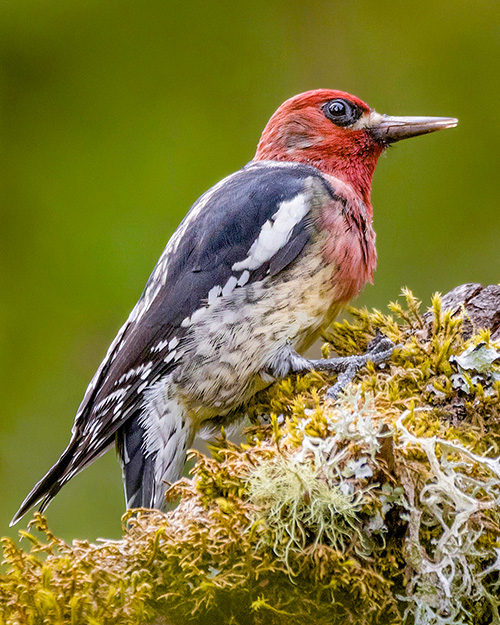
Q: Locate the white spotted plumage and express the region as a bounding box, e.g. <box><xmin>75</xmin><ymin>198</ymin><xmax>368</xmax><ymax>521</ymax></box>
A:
<box><xmin>12</xmin><ymin>158</ymin><xmax>356</xmax><ymax>524</ymax></box>
<box><xmin>151</xmin><ymin>339</ymin><xmax>170</xmax><ymax>353</ymax></box>
<box><xmin>93</xmin><ymin>387</ymin><xmax>128</xmax><ymax>413</ymax></box>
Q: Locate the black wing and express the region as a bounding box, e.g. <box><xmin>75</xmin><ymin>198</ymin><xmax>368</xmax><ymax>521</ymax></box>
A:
<box><xmin>11</xmin><ymin>160</ymin><xmax>333</xmax><ymax>523</ymax></box>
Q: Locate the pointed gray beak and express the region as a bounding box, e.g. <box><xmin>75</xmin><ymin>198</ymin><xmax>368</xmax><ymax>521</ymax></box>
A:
<box><xmin>371</xmin><ymin>115</ymin><xmax>458</xmax><ymax>144</ymax></box>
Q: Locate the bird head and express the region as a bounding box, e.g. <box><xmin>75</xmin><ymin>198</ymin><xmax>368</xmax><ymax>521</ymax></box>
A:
<box><xmin>255</xmin><ymin>89</ymin><xmax>457</xmax><ymax>202</ymax></box>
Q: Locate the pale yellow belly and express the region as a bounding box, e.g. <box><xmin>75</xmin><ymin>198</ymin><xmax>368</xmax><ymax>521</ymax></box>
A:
<box><xmin>173</xmin><ymin>242</ymin><xmax>342</xmax><ymax>421</ymax></box>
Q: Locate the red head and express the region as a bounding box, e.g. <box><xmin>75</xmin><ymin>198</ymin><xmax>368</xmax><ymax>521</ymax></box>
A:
<box><xmin>255</xmin><ymin>89</ymin><xmax>457</xmax><ymax>203</ymax></box>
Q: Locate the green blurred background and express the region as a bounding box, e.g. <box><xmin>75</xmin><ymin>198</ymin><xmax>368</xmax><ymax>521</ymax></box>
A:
<box><xmin>1</xmin><ymin>0</ymin><xmax>499</xmax><ymax>542</ymax></box>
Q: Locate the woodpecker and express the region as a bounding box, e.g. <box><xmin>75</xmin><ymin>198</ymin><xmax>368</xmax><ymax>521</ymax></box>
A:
<box><xmin>11</xmin><ymin>90</ymin><xmax>457</xmax><ymax>525</ymax></box>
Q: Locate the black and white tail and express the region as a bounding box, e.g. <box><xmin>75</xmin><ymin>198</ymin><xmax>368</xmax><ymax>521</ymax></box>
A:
<box><xmin>117</xmin><ymin>400</ymin><xmax>195</xmax><ymax>510</ymax></box>
<box><xmin>9</xmin><ymin>436</ymin><xmax>111</xmax><ymax>526</ymax></box>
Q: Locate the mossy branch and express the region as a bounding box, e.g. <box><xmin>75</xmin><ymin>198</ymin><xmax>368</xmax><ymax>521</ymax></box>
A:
<box><xmin>2</xmin><ymin>283</ymin><xmax>500</xmax><ymax>625</ymax></box>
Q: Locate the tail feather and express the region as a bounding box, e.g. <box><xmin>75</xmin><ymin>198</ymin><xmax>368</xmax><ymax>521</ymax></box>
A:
<box><xmin>10</xmin><ymin>439</ymin><xmax>80</xmax><ymax>526</ymax></box>
<box><xmin>12</xmin><ymin>390</ymin><xmax>195</xmax><ymax>523</ymax></box>
<box><xmin>10</xmin><ymin>434</ymin><xmax>114</xmax><ymax>526</ymax></box>
<box><xmin>116</xmin><ymin>420</ymin><xmax>156</xmax><ymax>509</ymax></box>
<box><xmin>117</xmin><ymin>409</ymin><xmax>194</xmax><ymax>510</ymax></box>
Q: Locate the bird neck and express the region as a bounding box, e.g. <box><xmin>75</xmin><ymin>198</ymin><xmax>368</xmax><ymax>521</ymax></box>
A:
<box><xmin>308</xmin><ymin>153</ymin><xmax>377</xmax><ymax>209</ymax></box>
<box><xmin>254</xmin><ymin>138</ymin><xmax>382</xmax><ymax>209</ymax></box>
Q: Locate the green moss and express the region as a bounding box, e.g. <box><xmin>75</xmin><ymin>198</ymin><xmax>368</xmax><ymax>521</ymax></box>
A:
<box><xmin>2</xmin><ymin>290</ymin><xmax>500</xmax><ymax>624</ymax></box>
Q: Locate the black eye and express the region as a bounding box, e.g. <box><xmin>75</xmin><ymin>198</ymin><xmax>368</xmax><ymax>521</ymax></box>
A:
<box><xmin>323</xmin><ymin>98</ymin><xmax>362</xmax><ymax>127</ymax></box>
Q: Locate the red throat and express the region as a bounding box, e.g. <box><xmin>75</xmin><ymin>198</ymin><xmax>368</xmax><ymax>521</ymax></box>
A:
<box><xmin>253</xmin><ymin>90</ymin><xmax>385</xmax><ymax>206</ymax></box>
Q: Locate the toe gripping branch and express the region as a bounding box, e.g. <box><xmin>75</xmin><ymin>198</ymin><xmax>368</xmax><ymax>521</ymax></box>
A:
<box><xmin>311</xmin><ymin>333</ymin><xmax>397</xmax><ymax>398</ymax></box>
<box><xmin>266</xmin><ymin>333</ymin><xmax>397</xmax><ymax>399</ymax></box>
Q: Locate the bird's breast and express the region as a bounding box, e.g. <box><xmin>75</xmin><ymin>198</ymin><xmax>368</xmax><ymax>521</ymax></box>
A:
<box><xmin>173</xmin><ymin>242</ymin><xmax>338</xmax><ymax>417</ymax></box>
<box><xmin>318</xmin><ymin>185</ymin><xmax>377</xmax><ymax>302</ymax></box>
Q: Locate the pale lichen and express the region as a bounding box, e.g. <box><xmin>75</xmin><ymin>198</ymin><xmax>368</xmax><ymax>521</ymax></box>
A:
<box><xmin>247</xmin><ymin>450</ymin><xmax>367</xmax><ymax>565</ymax></box>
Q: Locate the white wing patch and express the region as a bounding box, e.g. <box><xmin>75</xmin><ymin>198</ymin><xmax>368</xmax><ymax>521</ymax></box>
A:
<box><xmin>207</xmin><ymin>285</ymin><xmax>222</xmax><ymax>304</ymax></box>
<box><xmin>171</xmin><ymin>189</ymin><xmax>312</xmax><ymax>333</ymax></box>
<box><xmin>128</xmin><ymin>169</ymin><xmax>246</xmax><ymax>327</ymax></box>
<box><xmin>168</xmin><ymin>336</ymin><xmax>179</xmax><ymax>350</ymax></box>
<box><xmin>125</xmin><ymin>167</ymin><xmax>311</xmax><ymax>328</ymax></box>
<box><xmin>74</xmin><ymin>162</ymin><xmax>315</xmax><ymax>431</ymax></box>
<box><xmin>222</xmin><ymin>275</ymin><xmax>238</xmax><ymax>296</ymax></box>
<box><xmin>232</xmin><ymin>192</ymin><xmax>310</xmax><ymax>272</ymax></box>
<box><xmin>237</xmin><ymin>270</ymin><xmax>250</xmax><ymax>286</ymax></box>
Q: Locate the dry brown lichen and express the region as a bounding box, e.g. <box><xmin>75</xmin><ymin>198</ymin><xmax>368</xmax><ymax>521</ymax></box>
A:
<box><xmin>2</xmin><ymin>286</ymin><xmax>500</xmax><ymax>625</ymax></box>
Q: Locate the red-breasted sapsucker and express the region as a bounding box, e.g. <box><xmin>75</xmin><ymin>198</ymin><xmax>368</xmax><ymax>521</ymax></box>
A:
<box><xmin>11</xmin><ymin>90</ymin><xmax>457</xmax><ymax>524</ymax></box>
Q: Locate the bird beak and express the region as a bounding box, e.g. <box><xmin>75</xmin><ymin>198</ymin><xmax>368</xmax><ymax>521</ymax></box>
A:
<box><xmin>370</xmin><ymin>115</ymin><xmax>458</xmax><ymax>144</ymax></box>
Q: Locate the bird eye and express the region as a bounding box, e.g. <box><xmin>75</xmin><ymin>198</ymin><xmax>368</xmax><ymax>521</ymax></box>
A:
<box><xmin>330</xmin><ymin>101</ymin><xmax>346</xmax><ymax>115</ymax></box>
<box><xmin>323</xmin><ymin>99</ymin><xmax>362</xmax><ymax>127</ymax></box>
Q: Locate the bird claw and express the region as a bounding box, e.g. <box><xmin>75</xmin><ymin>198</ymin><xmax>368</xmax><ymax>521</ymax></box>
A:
<box><xmin>325</xmin><ymin>332</ymin><xmax>397</xmax><ymax>399</ymax></box>
<box><xmin>364</xmin><ymin>332</ymin><xmax>398</xmax><ymax>365</ymax></box>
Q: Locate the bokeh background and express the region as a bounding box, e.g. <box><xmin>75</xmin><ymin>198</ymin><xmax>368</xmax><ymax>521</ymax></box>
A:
<box><xmin>1</xmin><ymin>0</ymin><xmax>499</xmax><ymax>542</ymax></box>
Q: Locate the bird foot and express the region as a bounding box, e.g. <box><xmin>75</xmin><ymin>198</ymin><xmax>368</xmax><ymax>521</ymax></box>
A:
<box><xmin>307</xmin><ymin>332</ymin><xmax>397</xmax><ymax>399</ymax></box>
